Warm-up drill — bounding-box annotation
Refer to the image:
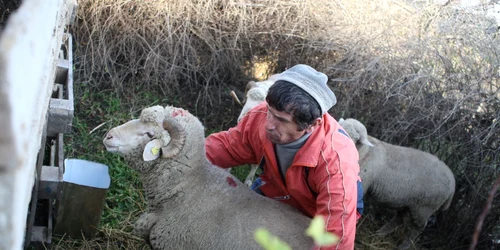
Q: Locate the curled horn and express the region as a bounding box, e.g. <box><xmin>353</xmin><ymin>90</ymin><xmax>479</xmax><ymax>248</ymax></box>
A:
<box><xmin>161</xmin><ymin>118</ymin><xmax>186</xmax><ymax>158</ymax></box>
<box><xmin>230</xmin><ymin>90</ymin><xmax>242</xmax><ymax>106</ymax></box>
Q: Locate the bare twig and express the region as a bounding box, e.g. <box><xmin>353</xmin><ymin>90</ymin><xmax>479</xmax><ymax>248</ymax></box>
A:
<box><xmin>89</xmin><ymin>122</ymin><xmax>107</xmax><ymax>135</ymax></box>
<box><xmin>469</xmin><ymin>174</ymin><xmax>500</xmax><ymax>250</ymax></box>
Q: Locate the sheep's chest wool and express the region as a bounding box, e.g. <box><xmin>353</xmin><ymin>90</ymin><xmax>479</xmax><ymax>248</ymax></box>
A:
<box><xmin>103</xmin><ymin>105</ymin><xmax>313</xmax><ymax>250</ymax></box>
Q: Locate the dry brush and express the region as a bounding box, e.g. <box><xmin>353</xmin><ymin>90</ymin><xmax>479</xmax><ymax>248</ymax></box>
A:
<box><xmin>72</xmin><ymin>0</ymin><xmax>499</xmax><ymax>249</ymax></box>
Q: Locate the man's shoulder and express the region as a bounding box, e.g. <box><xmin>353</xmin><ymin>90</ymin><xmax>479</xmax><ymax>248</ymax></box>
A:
<box><xmin>320</xmin><ymin>116</ymin><xmax>359</xmax><ymax>161</ymax></box>
<box><xmin>322</xmin><ymin>116</ymin><xmax>352</xmax><ymax>145</ymax></box>
<box><xmin>243</xmin><ymin>102</ymin><xmax>268</xmax><ymax>120</ymax></box>
<box><xmin>253</xmin><ymin>101</ymin><xmax>267</xmax><ymax>110</ymax></box>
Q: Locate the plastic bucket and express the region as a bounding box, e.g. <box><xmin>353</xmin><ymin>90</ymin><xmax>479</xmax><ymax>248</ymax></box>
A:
<box><xmin>54</xmin><ymin>159</ymin><xmax>111</xmax><ymax>238</ymax></box>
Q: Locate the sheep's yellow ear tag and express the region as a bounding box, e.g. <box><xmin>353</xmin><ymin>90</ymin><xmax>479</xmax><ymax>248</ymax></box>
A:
<box><xmin>143</xmin><ymin>139</ymin><xmax>162</xmax><ymax>161</ymax></box>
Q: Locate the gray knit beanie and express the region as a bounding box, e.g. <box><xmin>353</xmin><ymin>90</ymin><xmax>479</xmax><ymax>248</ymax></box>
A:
<box><xmin>273</xmin><ymin>64</ymin><xmax>337</xmax><ymax>114</ymax></box>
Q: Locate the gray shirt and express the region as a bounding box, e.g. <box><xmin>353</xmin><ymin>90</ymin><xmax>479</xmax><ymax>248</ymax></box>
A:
<box><xmin>275</xmin><ymin>132</ymin><xmax>312</xmax><ymax>182</ymax></box>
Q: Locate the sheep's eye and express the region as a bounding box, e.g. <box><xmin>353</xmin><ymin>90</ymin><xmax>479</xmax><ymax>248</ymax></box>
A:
<box><xmin>146</xmin><ymin>132</ymin><xmax>155</xmax><ymax>138</ymax></box>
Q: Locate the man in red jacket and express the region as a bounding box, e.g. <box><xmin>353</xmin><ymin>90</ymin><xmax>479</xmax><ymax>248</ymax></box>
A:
<box><xmin>205</xmin><ymin>64</ymin><xmax>362</xmax><ymax>249</ymax></box>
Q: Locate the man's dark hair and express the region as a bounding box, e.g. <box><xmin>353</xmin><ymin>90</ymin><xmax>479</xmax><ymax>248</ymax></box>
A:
<box><xmin>266</xmin><ymin>80</ymin><xmax>322</xmax><ymax>131</ymax></box>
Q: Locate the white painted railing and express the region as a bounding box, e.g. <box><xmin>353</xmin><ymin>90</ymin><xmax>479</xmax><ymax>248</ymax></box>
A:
<box><xmin>0</xmin><ymin>0</ymin><xmax>76</xmax><ymax>249</ymax></box>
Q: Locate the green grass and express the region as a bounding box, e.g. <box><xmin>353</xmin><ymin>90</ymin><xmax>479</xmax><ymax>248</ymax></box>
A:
<box><xmin>230</xmin><ymin>164</ymin><xmax>256</xmax><ymax>183</ymax></box>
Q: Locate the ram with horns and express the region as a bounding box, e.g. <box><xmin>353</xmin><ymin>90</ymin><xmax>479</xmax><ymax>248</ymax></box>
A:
<box><xmin>103</xmin><ymin>105</ymin><xmax>313</xmax><ymax>249</ymax></box>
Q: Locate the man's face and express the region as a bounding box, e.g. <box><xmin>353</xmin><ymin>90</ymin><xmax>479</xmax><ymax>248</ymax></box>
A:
<box><xmin>265</xmin><ymin>105</ymin><xmax>309</xmax><ymax>144</ymax></box>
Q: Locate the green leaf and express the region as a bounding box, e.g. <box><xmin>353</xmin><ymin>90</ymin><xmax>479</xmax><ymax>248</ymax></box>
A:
<box><xmin>305</xmin><ymin>216</ymin><xmax>339</xmax><ymax>247</ymax></box>
<box><xmin>254</xmin><ymin>228</ymin><xmax>291</xmax><ymax>250</ymax></box>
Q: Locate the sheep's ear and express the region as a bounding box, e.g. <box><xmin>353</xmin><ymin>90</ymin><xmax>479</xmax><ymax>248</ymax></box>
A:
<box><xmin>361</xmin><ymin>138</ymin><xmax>375</xmax><ymax>147</ymax></box>
<box><xmin>242</xmin><ymin>81</ymin><xmax>258</xmax><ymax>104</ymax></box>
<box><xmin>143</xmin><ymin>139</ymin><xmax>162</xmax><ymax>161</ymax></box>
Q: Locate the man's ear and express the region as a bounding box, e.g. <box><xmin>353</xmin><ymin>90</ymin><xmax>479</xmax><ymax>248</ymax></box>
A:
<box><xmin>306</xmin><ymin>118</ymin><xmax>322</xmax><ymax>133</ymax></box>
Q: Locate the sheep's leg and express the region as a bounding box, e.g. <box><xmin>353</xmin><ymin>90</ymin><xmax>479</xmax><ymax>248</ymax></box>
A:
<box><xmin>376</xmin><ymin>209</ymin><xmax>407</xmax><ymax>236</ymax></box>
<box><xmin>133</xmin><ymin>212</ymin><xmax>158</xmax><ymax>243</ymax></box>
<box><xmin>244</xmin><ymin>164</ymin><xmax>259</xmax><ymax>187</ymax></box>
<box><xmin>397</xmin><ymin>207</ymin><xmax>434</xmax><ymax>250</ymax></box>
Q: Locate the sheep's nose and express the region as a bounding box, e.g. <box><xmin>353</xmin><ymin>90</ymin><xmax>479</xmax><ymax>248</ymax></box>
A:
<box><xmin>105</xmin><ymin>134</ymin><xmax>113</xmax><ymax>140</ymax></box>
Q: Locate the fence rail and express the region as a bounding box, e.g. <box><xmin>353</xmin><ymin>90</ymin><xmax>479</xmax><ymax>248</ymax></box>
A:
<box><xmin>0</xmin><ymin>0</ymin><xmax>76</xmax><ymax>249</ymax></box>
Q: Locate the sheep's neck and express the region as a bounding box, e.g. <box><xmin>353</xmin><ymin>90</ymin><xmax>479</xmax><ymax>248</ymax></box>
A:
<box><xmin>140</xmin><ymin>157</ymin><xmax>204</xmax><ymax>211</ymax></box>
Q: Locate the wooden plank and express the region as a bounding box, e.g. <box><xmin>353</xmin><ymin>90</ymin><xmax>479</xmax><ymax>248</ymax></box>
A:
<box><xmin>0</xmin><ymin>0</ymin><xmax>76</xmax><ymax>249</ymax></box>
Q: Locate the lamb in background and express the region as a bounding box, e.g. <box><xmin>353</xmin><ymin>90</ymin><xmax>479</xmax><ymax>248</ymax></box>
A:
<box><xmin>230</xmin><ymin>75</ymin><xmax>278</xmax><ymax>186</ymax></box>
<box><xmin>338</xmin><ymin>118</ymin><xmax>456</xmax><ymax>249</ymax></box>
<box><xmin>233</xmin><ymin>74</ymin><xmax>278</xmax><ymax>122</ymax></box>
<box><xmin>103</xmin><ymin>105</ymin><xmax>313</xmax><ymax>249</ymax></box>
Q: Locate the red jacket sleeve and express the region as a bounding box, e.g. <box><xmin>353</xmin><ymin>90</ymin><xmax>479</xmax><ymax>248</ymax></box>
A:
<box><xmin>313</xmin><ymin>161</ymin><xmax>358</xmax><ymax>250</ymax></box>
<box><xmin>311</xmin><ymin>132</ymin><xmax>360</xmax><ymax>250</ymax></box>
<box><xmin>205</xmin><ymin>111</ymin><xmax>262</xmax><ymax>168</ymax></box>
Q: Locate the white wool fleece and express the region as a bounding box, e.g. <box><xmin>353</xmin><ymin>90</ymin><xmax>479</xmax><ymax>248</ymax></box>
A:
<box><xmin>140</xmin><ymin>105</ymin><xmax>165</xmax><ymax>124</ymax></box>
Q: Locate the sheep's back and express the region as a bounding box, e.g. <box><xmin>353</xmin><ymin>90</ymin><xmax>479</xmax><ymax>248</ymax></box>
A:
<box><xmin>202</xmin><ymin>164</ymin><xmax>313</xmax><ymax>248</ymax></box>
<box><xmin>149</xmin><ymin>162</ymin><xmax>313</xmax><ymax>249</ymax></box>
<box><xmin>360</xmin><ymin>136</ymin><xmax>455</xmax><ymax>208</ymax></box>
